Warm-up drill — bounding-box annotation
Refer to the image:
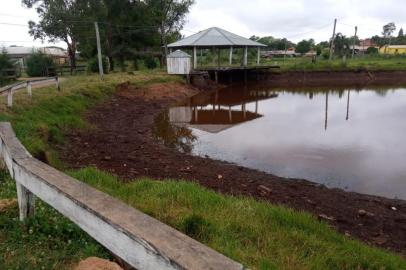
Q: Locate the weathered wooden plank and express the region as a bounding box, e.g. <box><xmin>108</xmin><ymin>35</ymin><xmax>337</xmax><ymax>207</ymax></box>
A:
<box><xmin>0</xmin><ymin>122</ymin><xmax>245</xmax><ymax>270</ymax></box>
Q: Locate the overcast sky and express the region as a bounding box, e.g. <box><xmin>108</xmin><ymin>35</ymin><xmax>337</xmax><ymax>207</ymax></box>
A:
<box><xmin>1</xmin><ymin>0</ymin><xmax>405</xmax><ymax>49</ymax></box>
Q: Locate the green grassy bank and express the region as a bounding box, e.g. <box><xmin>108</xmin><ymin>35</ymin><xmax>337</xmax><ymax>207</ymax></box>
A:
<box><xmin>263</xmin><ymin>55</ymin><xmax>406</xmax><ymax>72</ymax></box>
<box><xmin>0</xmin><ymin>72</ymin><xmax>405</xmax><ymax>269</ymax></box>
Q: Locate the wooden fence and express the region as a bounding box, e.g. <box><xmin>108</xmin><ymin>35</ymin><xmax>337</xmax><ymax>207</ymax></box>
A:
<box><xmin>0</xmin><ymin>122</ymin><xmax>244</xmax><ymax>270</ymax></box>
<box><xmin>0</xmin><ymin>77</ymin><xmax>60</xmax><ymax>108</ymax></box>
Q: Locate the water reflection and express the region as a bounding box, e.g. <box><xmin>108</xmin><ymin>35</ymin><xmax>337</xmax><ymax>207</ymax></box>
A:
<box><xmin>155</xmin><ymin>83</ymin><xmax>406</xmax><ymax>199</ymax></box>
<box><xmin>153</xmin><ymin>112</ymin><xmax>197</xmax><ymax>153</ymax></box>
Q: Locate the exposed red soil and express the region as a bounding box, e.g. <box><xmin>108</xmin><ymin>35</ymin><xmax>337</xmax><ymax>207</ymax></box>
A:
<box><xmin>60</xmin><ymin>80</ymin><xmax>406</xmax><ymax>256</ymax></box>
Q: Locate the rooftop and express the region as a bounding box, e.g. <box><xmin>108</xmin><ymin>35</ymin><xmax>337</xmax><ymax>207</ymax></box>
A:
<box><xmin>168</xmin><ymin>27</ymin><xmax>266</xmax><ymax>48</ymax></box>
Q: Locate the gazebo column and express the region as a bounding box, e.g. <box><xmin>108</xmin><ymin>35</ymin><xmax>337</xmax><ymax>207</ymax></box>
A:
<box><xmin>257</xmin><ymin>47</ymin><xmax>261</xmax><ymax>65</ymax></box>
<box><xmin>243</xmin><ymin>46</ymin><xmax>248</xmax><ymax>66</ymax></box>
<box><xmin>229</xmin><ymin>46</ymin><xmax>233</xmax><ymax>65</ymax></box>
<box><xmin>193</xmin><ymin>46</ymin><xmax>197</xmax><ymax>69</ymax></box>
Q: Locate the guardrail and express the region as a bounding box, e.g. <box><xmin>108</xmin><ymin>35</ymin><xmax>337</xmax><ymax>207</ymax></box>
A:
<box><xmin>0</xmin><ymin>77</ymin><xmax>60</xmax><ymax>108</ymax></box>
<box><xmin>0</xmin><ymin>122</ymin><xmax>244</xmax><ymax>270</ymax></box>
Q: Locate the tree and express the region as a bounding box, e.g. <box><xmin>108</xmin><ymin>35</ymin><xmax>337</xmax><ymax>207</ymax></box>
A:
<box><xmin>22</xmin><ymin>0</ymin><xmax>85</xmax><ymax>73</ymax></box>
<box><xmin>382</xmin><ymin>22</ymin><xmax>396</xmax><ymax>50</ymax></box>
<box><xmin>256</xmin><ymin>36</ymin><xmax>295</xmax><ymax>51</ymax></box>
<box><xmin>333</xmin><ymin>33</ymin><xmax>351</xmax><ymax>57</ymax></box>
<box><xmin>295</xmin><ymin>39</ymin><xmax>314</xmax><ymax>54</ymax></box>
<box><xmin>146</xmin><ymin>0</ymin><xmax>195</xmax><ymax>66</ymax></box>
<box><xmin>398</xmin><ymin>28</ymin><xmax>404</xmax><ymax>38</ymax></box>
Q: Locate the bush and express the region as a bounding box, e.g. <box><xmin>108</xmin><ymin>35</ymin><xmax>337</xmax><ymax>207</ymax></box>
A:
<box><xmin>366</xmin><ymin>47</ymin><xmax>379</xmax><ymax>55</ymax></box>
<box><xmin>26</xmin><ymin>51</ymin><xmax>55</xmax><ymax>77</ymax></box>
<box><xmin>88</xmin><ymin>56</ymin><xmax>109</xmax><ymax>74</ymax></box>
<box><xmin>0</xmin><ymin>49</ymin><xmax>17</xmax><ymax>85</ymax></box>
<box><xmin>144</xmin><ymin>56</ymin><xmax>158</xmax><ymax>70</ymax></box>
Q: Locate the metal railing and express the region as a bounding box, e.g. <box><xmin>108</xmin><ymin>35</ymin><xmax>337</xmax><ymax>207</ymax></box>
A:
<box><xmin>0</xmin><ymin>77</ymin><xmax>60</xmax><ymax>108</ymax></box>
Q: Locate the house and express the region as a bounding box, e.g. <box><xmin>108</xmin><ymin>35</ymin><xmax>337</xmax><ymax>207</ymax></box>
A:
<box><xmin>3</xmin><ymin>46</ymin><xmax>68</xmax><ymax>68</ymax></box>
<box><xmin>360</xmin><ymin>39</ymin><xmax>377</xmax><ymax>48</ymax></box>
<box><xmin>379</xmin><ymin>45</ymin><xmax>406</xmax><ymax>55</ymax></box>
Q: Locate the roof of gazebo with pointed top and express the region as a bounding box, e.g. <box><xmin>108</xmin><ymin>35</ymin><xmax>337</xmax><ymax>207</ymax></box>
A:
<box><xmin>167</xmin><ymin>27</ymin><xmax>266</xmax><ymax>48</ymax></box>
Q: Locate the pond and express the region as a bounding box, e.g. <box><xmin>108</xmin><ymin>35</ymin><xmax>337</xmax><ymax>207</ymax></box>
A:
<box><xmin>154</xmin><ymin>83</ymin><xmax>406</xmax><ymax>200</ymax></box>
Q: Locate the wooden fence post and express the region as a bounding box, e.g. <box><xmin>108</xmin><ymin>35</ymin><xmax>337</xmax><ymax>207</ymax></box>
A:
<box><xmin>16</xmin><ymin>182</ymin><xmax>36</xmax><ymax>221</ymax></box>
<box><xmin>55</xmin><ymin>77</ymin><xmax>60</xmax><ymax>91</ymax></box>
<box><xmin>7</xmin><ymin>88</ymin><xmax>13</xmax><ymax>108</ymax></box>
<box><xmin>27</xmin><ymin>82</ymin><xmax>32</xmax><ymax>97</ymax></box>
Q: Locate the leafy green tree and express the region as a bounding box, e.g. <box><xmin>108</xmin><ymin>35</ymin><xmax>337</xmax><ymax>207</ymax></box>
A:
<box><xmin>22</xmin><ymin>0</ymin><xmax>85</xmax><ymax>73</ymax></box>
<box><xmin>333</xmin><ymin>33</ymin><xmax>350</xmax><ymax>57</ymax></box>
<box><xmin>256</xmin><ymin>36</ymin><xmax>295</xmax><ymax>50</ymax></box>
<box><xmin>398</xmin><ymin>28</ymin><xmax>404</xmax><ymax>38</ymax></box>
<box><xmin>26</xmin><ymin>51</ymin><xmax>55</xmax><ymax>77</ymax></box>
<box><xmin>0</xmin><ymin>48</ymin><xmax>14</xmax><ymax>71</ymax></box>
<box><xmin>295</xmin><ymin>39</ymin><xmax>314</xmax><ymax>54</ymax></box>
<box><xmin>382</xmin><ymin>22</ymin><xmax>396</xmax><ymax>48</ymax></box>
<box><xmin>146</xmin><ymin>0</ymin><xmax>195</xmax><ymax>65</ymax></box>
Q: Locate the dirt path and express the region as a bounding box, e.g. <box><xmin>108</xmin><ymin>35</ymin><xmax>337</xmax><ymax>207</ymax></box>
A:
<box><xmin>60</xmin><ymin>81</ymin><xmax>406</xmax><ymax>255</ymax></box>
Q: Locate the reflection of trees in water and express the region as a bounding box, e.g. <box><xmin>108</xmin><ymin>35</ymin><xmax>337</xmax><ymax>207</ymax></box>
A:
<box><xmin>153</xmin><ymin>111</ymin><xmax>197</xmax><ymax>153</ymax></box>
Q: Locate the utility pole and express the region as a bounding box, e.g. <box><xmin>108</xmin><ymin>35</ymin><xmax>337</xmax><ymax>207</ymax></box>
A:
<box><xmin>352</xmin><ymin>26</ymin><xmax>358</xmax><ymax>58</ymax></box>
<box><xmin>329</xmin><ymin>18</ymin><xmax>337</xmax><ymax>61</ymax></box>
<box><xmin>94</xmin><ymin>22</ymin><xmax>104</xmax><ymax>80</ymax></box>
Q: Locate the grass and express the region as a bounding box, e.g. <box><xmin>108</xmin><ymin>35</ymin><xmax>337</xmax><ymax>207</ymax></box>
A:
<box><xmin>66</xmin><ymin>167</ymin><xmax>405</xmax><ymax>270</ymax></box>
<box><xmin>0</xmin><ymin>71</ymin><xmax>405</xmax><ymax>269</ymax></box>
<box><xmin>263</xmin><ymin>54</ymin><xmax>406</xmax><ymax>72</ymax></box>
<box><xmin>0</xmin><ymin>71</ymin><xmax>182</xmax><ymax>168</ymax></box>
<box><xmin>0</xmin><ymin>171</ymin><xmax>110</xmax><ymax>270</ymax></box>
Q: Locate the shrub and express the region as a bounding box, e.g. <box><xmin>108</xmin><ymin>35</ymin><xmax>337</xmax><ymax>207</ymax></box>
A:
<box><xmin>144</xmin><ymin>56</ymin><xmax>158</xmax><ymax>70</ymax></box>
<box><xmin>26</xmin><ymin>51</ymin><xmax>55</xmax><ymax>77</ymax></box>
<box><xmin>0</xmin><ymin>49</ymin><xmax>17</xmax><ymax>85</ymax></box>
<box><xmin>366</xmin><ymin>47</ymin><xmax>379</xmax><ymax>55</ymax></box>
<box><xmin>88</xmin><ymin>56</ymin><xmax>109</xmax><ymax>74</ymax></box>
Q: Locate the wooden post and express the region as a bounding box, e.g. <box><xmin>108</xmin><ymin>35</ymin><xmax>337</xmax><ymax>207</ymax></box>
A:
<box><xmin>193</xmin><ymin>46</ymin><xmax>197</xmax><ymax>69</ymax></box>
<box><xmin>55</xmin><ymin>77</ymin><xmax>60</xmax><ymax>91</ymax></box>
<box><xmin>244</xmin><ymin>46</ymin><xmax>248</xmax><ymax>66</ymax></box>
<box><xmin>217</xmin><ymin>48</ymin><xmax>221</xmax><ymax>68</ymax></box>
<box><xmin>329</xmin><ymin>19</ymin><xmax>337</xmax><ymax>61</ymax></box>
<box><xmin>94</xmin><ymin>22</ymin><xmax>104</xmax><ymax>80</ymax></box>
<box><xmin>27</xmin><ymin>82</ymin><xmax>32</xmax><ymax>97</ymax></box>
<box><xmin>352</xmin><ymin>26</ymin><xmax>358</xmax><ymax>58</ymax></box>
<box><xmin>16</xmin><ymin>182</ymin><xmax>35</xmax><ymax>221</ymax></box>
<box><xmin>212</xmin><ymin>47</ymin><xmax>216</xmax><ymax>66</ymax></box>
<box><xmin>228</xmin><ymin>106</ymin><xmax>232</xmax><ymax>122</ymax></box>
<box><xmin>7</xmin><ymin>88</ymin><xmax>13</xmax><ymax>108</ymax></box>
<box><xmin>229</xmin><ymin>46</ymin><xmax>233</xmax><ymax>65</ymax></box>
<box><xmin>257</xmin><ymin>47</ymin><xmax>261</xmax><ymax>65</ymax></box>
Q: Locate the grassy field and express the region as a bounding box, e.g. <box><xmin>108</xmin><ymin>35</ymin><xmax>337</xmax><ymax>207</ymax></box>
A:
<box><xmin>0</xmin><ymin>71</ymin><xmax>405</xmax><ymax>269</ymax></box>
<box><xmin>262</xmin><ymin>55</ymin><xmax>406</xmax><ymax>72</ymax></box>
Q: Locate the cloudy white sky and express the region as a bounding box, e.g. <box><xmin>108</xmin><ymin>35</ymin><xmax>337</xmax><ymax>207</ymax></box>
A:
<box><xmin>0</xmin><ymin>0</ymin><xmax>405</xmax><ymax>49</ymax></box>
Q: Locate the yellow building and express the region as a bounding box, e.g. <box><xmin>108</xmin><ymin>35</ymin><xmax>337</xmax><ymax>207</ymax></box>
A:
<box><xmin>379</xmin><ymin>45</ymin><xmax>406</xmax><ymax>55</ymax></box>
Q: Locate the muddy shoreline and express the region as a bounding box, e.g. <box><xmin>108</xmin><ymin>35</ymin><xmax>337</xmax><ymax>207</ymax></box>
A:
<box><xmin>61</xmin><ymin>77</ymin><xmax>406</xmax><ymax>255</ymax></box>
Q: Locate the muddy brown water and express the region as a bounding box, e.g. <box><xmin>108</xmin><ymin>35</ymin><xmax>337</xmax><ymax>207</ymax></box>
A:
<box><xmin>156</xmin><ymin>84</ymin><xmax>406</xmax><ymax>200</ymax></box>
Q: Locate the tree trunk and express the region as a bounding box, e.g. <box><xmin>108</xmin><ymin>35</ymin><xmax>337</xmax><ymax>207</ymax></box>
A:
<box><xmin>106</xmin><ymin>26</ymin><xmax>114</xmax><ymax>71</ymax></box>
<box><xmin>67</xmin><ymin>41</ymin><xmax>77</xmax><ymax>75</ymax></box>
<box><xmin>160</xmin><ymin>25</ymin><xmax>168</xmax><ymax>67</ymax></box>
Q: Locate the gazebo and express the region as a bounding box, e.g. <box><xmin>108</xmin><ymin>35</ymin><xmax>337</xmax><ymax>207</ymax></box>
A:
<box><xmin>167</xmin><ymin>27</ymin><xmax>267</xmax><ymax>70</ymax></box>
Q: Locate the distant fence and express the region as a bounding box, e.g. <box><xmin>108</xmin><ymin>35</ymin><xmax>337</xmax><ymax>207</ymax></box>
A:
<box><xmin>0</xmin><ymin>122</ymin><xmax>244</xmax><ymax>270</ymax></box>
<box><xmin>0</xmin><ymin>77</ymin><xmax>60</xmax><ymax>108</ymax></box>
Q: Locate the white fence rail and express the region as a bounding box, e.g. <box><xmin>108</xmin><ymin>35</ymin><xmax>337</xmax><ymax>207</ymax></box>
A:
<box><xmin>0</xmin><ymin>122</ymin><xmax>244</xmax><ymax>270</ymax></box>
<box><xmin>0</xmin><ymin>77</ymin><xmax>60</xmax><ymax>108</ymax></box>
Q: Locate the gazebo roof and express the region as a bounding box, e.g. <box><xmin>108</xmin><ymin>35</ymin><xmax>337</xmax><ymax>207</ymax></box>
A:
<box><xmin>167</xmin><ymin>27</ymin><xmax>266</xmax><ymax>48</ymax></box>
